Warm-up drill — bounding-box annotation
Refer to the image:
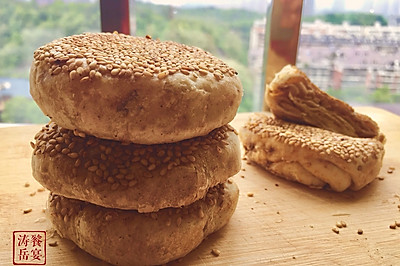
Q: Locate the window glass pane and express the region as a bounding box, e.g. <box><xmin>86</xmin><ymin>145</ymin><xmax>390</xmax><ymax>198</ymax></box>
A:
<box><xmin>134</xmin><ymin>0</ymin><xmax>268</xmax><ymax>113</ymax></box>
<box><xmin>1</xmin><ymin>0</ymin><xmax>270</xmax><ymax>125</ymax></box>
<box><xmin>297</xmin><ymin>0</ymin><xmax>400</xmax><ymax>114</ymax></box>
<box><xmin>3</xmin><ymin>0</ymin><xmax>399</xmax><ymax>125</ymax></box>
<box><xmin>0</xmin><ymin>0</ymin><xmax>100</xmax><ymax>125</ymax></box>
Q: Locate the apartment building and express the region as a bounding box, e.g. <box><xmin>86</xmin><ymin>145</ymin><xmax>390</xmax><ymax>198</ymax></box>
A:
<box><xmin>248</xmin><ymin>19</ymin><xmax>400</xmax><ymax>101</ymax></box>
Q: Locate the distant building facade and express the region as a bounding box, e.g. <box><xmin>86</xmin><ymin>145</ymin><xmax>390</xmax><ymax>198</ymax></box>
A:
<box><xmin>248</xmin><ymin>18</ymin><xmax>400</xmax><ymax>102</ymax></box>
<box><xmin>297</xmin><ymin>20</ymin><xmax>400</xmax><ymax>93</ymax></box>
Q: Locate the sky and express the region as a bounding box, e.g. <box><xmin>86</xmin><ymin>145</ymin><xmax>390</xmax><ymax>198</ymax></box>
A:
<box><xmin>141</xmin><ymin>0</ymin><xmax>370</xmax><ymax>11</ymax></box>
<box><xmin>139</xmin><ymin>0</ymin><xmax>400</xmax><ymax>16</ymax></box>
<box><xmin>141</xmin><ymin>0</ymin><xmax>253</xmax><ymax>7</ymax></box>
<box><xmin>316</xmin><ymin>0</ymin><xmax>368</xmax><ymax>11</ymax></box>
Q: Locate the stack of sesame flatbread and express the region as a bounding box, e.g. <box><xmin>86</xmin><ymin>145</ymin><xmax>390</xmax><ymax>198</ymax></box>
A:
<box><xmin>29</xmin><ymin>32</ymin><xmax>243</xmax><ymax>265</ymax></box>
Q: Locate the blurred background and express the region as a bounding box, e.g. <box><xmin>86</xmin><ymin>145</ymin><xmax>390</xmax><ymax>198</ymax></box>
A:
<box><xmin>1</xmin><ymin>0</ymin><xmax>400</xmax><ymax>125</ymax></box>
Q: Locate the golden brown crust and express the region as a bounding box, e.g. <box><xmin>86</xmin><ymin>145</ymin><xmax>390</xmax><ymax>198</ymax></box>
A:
<box><xmin>30</xmin><ymin>32</ymin><xmax>243</xmax><ymax>144</ymax></box>
<box><xmin>239</xmin><ymin>113</ymin><xmax>385</xmax><ymax>192</ymax></box>
<box><xmin>266</xmin><ymin>64</ymin><xmax>382</xmax><ymax>140</ymax></box>
<box><xmin>47</xmin><ymin>181</ymin><xmax>239</xmax><ymax>266</ymax></box>
<box><xmin>32</xmin><ymin>122</ymin><xmax>241</xmax><ymax>212</ymax></box>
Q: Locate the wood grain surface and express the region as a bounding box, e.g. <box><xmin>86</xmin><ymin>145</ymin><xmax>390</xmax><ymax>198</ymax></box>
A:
<box><xmin>0</xmin><ymin>107</ymin><xmax>399</xmax><ymax>266</ymax></box>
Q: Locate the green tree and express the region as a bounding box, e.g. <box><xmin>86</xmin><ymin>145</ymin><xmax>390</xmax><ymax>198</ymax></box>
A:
<box><xmin>0</xmin><ymin>0</ymin><xmax>259</xmax><ymax>112</ymax></box>
<box><xmin>224</xmin><ymin>59</ymin><xmax>254</xmax><ymax>112</ymax></box>
<box><xmin>303</xmin><ymin>12</ymin><xmax>387</xmax><ymax>26</ymax></box>
<box><xmin>1</xmin><ymin>97</ymin><xmax>49</xmax><ymax>124</ymax></box>
<box><xmin>370</xmin><ymin>86</ymin><xmax>394</xmax><ymax>103</ymax></box>
<box><xmin>0</xmin><ymin>0</ymin><xmax>99</xmax><ymax>78</ymax></box>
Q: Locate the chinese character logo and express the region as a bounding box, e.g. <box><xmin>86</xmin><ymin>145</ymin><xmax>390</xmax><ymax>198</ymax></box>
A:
<box><xmin>13</xmin><ymin>231</ymin><xmax>46</xmax><ymax>265</ymax></box>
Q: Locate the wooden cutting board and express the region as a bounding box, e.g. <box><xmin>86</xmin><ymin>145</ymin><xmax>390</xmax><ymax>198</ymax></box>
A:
<box><xmin>1</xmin><ymin>107</ymin><xmax>399</xmax><ymax>265</ymax></box>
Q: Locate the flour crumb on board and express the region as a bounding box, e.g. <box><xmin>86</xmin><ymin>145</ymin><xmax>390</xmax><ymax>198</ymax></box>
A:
<box><xmin>48</xmin><ymin>241</ymin><xmax>58</xmax><ymax>247</ymax></box>
<box><xmin>332</xmin><ymin>227</ymin><xmax>340</xmax><ymax>234</ymax></box>
<box><xmin>23</xmin><ymin>208</ymin><xmax>32</xmax><ymax>214</ymax></box>
<box><xmin>34</xmin><ymin>217</ymin><xmax>46</xmax><ymax>223</ymax></box>
<box><xmin>336</xmin><ymin>221</ymin><xmax>347</xmax><ymax>228</ymax></box>
<box><xmin>211</xmin><ymin>248</ymin><xmax>221</xmax><ymax>257</ymax></box>
<box><xmin>387</xmin><ymin>166</ymin><xmax>395</xmax><ymax>174</ymax></box>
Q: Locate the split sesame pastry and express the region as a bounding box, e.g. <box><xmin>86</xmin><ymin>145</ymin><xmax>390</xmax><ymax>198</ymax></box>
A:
<box><xmin>239</xmin><ymin>113</ymin><xmax>385</xmax><ymax>192</ymax></box>
<box><xmin>47</xmin><ymin>181</ymin><xmax>239</xmax><ymax>266</ymax></box>
<box><xmin>30</xmin><ymin>32</ymin><xmax>243</xmax><ymax>144</ymax></box>
<box><xmin>266</xmin><ymin>64</ymin><xmax>385</xmax><ymax>142</ymax></box>
<box><xmin>31</xmin><ymin>122</ymin><xmax>241</xmax><ymax>212</ymax></box>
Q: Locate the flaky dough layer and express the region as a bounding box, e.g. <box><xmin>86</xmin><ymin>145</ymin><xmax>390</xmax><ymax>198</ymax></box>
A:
<box><xmin>266</xmin><ymin>65</ymin><xmax>383</xmax><ymax>140</ymax></box>
<box><xmin>47</xmin><ymin>181</ymin><xmax>239</xmax><ymax>266</ymax></box>
<box><xmin>32</xmin><ymin>122</ymin><xmax>241</xmax><ymax>212</ymax></box>
<box><xmin>240</xmin><ymin>113</ymin><xmax>385</xmax><ymax>192</ymax></box>
<box><xmin>30</xmin><ymin>33</ymin><xmax>243</xmax><ymax>144</ymax></box>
